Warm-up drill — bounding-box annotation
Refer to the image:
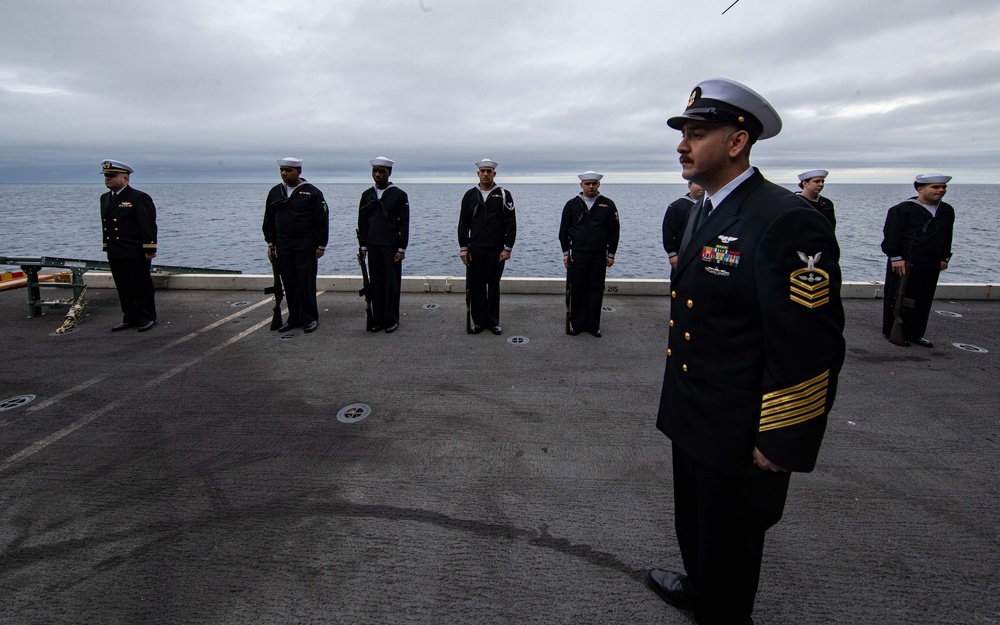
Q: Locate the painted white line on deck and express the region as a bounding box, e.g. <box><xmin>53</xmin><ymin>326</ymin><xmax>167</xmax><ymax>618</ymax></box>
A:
<box><xmin>0</xmin><ymin>291</ymin><xmax>318</xmax><ymax>474</ymax></box>
<box><xmin>150</xmin><ymin>295</ymin><xmax>276</xmax><ymax>356</ymax></box>
<box><xmin>1</xmin><ymin>399</ymin><xmax>127</xmax><ymax>472</ymax></box>
<box><xmin>27</xmin><ymin>376</ymin><xmax>106</xmax><ymax>413</ymax></box>
<box><xmin>18</xmin><ymin>296</ymin><xmax>279</xmax><ymax>417</ymax></box>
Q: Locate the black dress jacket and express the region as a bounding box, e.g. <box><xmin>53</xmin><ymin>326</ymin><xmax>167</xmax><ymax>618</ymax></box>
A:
<box><xmin>881</xmin><ymin>199</ymin><xmax>955</xmax><ymax>265</ymax></box>
<box><xmin>662</xmin><ymin>194</ymin><xmax>696</xmax><ymax>256</ymax></box>
<box><xmin>358</xmin><ymin>185</ymin><xmax>410</xmax><ymax>251</ymax></box>
<box><xmin>558</xmin><ymin>194</ymin><xmax>620</xmax><ymax>256</ymax></box>
<box><xmin>657</xmin><ymin>169</ymin><xmax>846</xmax><ymax>476</ymax></box>
<box><xmin>101</xmin><ymin>185</ymin><xmax>157</xmax><ymax>260</ymax></box>
<box><xmin>262</xmin><ymin>182</ymin><xmax>330</xmax><ymax>249</ymax></box>
<box><xmin>458</xmin><ymin>186</ymin><xmax>516</xmax><ymax>250</ymax></box>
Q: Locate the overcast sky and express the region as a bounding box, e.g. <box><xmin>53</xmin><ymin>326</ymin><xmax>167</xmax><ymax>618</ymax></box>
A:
<box><xmin>1</xmin><ymin>0</ymin><xmax>998</xmax><ymax>184</ymax></box>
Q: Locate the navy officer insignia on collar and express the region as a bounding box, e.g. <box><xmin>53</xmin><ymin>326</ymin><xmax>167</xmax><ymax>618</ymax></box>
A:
<box><xmin>789</xmin><ymin>251</ymin><xmax>830</xmax><ymax>309</ymax></box>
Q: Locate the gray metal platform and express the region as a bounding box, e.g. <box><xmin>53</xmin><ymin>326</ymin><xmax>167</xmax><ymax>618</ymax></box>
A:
<box><xmin>1</xmin><ymin>288</ymin><xmax>997</xmax><ymax>624</ymax></box>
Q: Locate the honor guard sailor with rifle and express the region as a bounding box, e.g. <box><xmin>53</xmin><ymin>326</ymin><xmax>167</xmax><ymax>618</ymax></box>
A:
<box><xmin>647</xmin><ymin>78</ymin><xmax>845</xmax><ymax>625</ymax></box>
<box><xmin>357</xmin><ymin>156</ymin><xmax>409</xmax><ymax>333</ymax></box>
<box><xmin>880</xmin><ymin>173</ymin><xmax>955</xmax><ymax>347</ymax></box>
<box><xmin>796</xmin><ymin>169</ymin><xmax>837</xmax><ymax>229</ymax></box>
<box><xmin>457</xmin><ymin>159</ymin><xmax>516</xmax><ymax>335</ymax></box>
<box><xmin>662</xmin><ymin>180</ymin><xmax>705</xmax><ymax>270</ymax></box>
<box><xmin>100</xmin><ymin>160</ymin><xmax>158</xmax><ymax>333</ymax></box>
<box><xmin>558</xmin><ymin>171</ymin><xmax>620</xmax><ymax>337</ymax></box>
<box><xmin>262</xmin><ymin>157</ymin><xmax>329</xmax><ymax>334</ymax></box>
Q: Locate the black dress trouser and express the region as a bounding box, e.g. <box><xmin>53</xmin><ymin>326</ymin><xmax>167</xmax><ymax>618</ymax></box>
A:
<box><xmin>109</xmin><ymin>257</ymin><xmax>156</xmax><ymax>325</ymax></box>
<box><xmin>468</xmin><ymin>245</ymin><xmax>505</xmax><ymax>328</ymax></box>
<box><xmin>277</xmin><ymin>245</ymin><xmax>319</xmax><ymax>327</ymax></box>
<box><xmin>568</xmin><ymin>250</ymin><xmax>607</xmax><ymax>333</ymax></box>
<box><xmin>881</xmin><ymin>260</ymin><xmax>941</xmax><ymax>340</ymax></box>
<box><xmin>672</xmin><ymin>443</ymin><xmax>791</xmax><ymax>625</ymax></box>
<box><xmin>368</xmin><ymin>245</ymin><xmax>401</xmax><ymax>328</ymax></box>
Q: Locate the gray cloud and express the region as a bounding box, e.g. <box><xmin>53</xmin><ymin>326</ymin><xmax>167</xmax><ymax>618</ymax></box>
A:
<box><xmin>1</xmin><ymin>0</ymin><xmax>997</xmax><ymax>183</ymax></box>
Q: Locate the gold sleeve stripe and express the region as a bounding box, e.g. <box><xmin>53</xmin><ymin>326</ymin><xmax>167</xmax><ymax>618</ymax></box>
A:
<box><xmin>761</xmin><ymin>389</ymin><xmax>826</xmax><ymax>417</ymax></box>
<box><xmin>762</xmin><ymin>377</ymin><xmax>826</xmax><ymax>409</ymax></box>
<box><xmin>759</xmin><ymin>396</ymin><xmax>826</xmax><ymax>424</ymax></box>
<box><xmin>142</xmin><ymin>243</ymin><xmax>157</xmax><ymax>248</ymax></box>
<box><xmin>758</xmin><ymin>369</ymin><xmax>830</xmax><ymax>432</ymax></box>
<box><xmin>762</xmin><ymin>370</ymin><xmax>829</xmax><ymax>401</ymax></box>
<box><xmin>759</xmin><ymin>405</ymin><xmax>826</xmax><ymax>432</ymax></box>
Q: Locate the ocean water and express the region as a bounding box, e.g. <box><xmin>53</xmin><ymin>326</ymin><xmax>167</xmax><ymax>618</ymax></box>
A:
<box><xmin>1</xmin><ymin>182</ymin><xmax>997</xmax><ymax>283</ymax></box>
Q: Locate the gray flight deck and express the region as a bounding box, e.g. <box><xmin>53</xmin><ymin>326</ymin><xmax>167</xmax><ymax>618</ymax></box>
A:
<box><xmin>1</xmin><ymin>286</ymin><xmax>997</xmax><ymax>624</ymax></box>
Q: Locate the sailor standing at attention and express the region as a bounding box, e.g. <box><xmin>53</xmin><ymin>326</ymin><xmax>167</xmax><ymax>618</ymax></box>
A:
<box><xmin>357</xmin><ymin>156</ymin><xmax>409</xmax><ymax>333</ymax></box>
<box><xmin>457</xmin><ymin>159</ymin><xmax>516</xmax><ymax>335</ymax></box>
<box><xmin>558</xmin><ymin>171</ymin><xmax>620</xmax><ymax>337</ymax></box>
<box><xmin>662</xmin><ymin>180</ymin><xmax>705</xmax><ymax>269</ymax></box>
<box><xmin>100</xmin><ymin>160</ymin><xmax>158</xmax><ymax>333</ymax></box>
<box><xmin>648</xmin><ymin>78</ymin><xmax>845</xmax><ymax>625</ymax></box>
<box><xmin>880</xmin><ymin>173</ymin><xmax>955</xmax><ymax>347</ymax></box>
<box><xmin>262</xmin><ymin>157</ymin><xmax>329</xmax><ymax>334</ymax></box>
<box><xmin>795</xmin><ymin>169</ymin><xmax>836</xmax><ymax>229</ymax></box>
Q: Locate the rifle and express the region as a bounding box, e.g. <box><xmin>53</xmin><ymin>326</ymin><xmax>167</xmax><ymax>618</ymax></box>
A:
<box><xmin>264</xmin><ymin>252</ymin><xmax>284</xmax><ymax>331</ymax></box>
<box><xmin>888</xmin><ymin>261</ymin><xmax>915</xmax><ymax>346</ymax></box>
<box><xmin>356</xmin><ymin>229</ymin><xmax>375</xmax><ymax>331</ymax></box>
<box><xmin>465</xmin><ymin>254</ymin><xmax>473</xmax><ymax>333</ymax></box>
<box><xmin>565</xmin><ymin>255</ymin><xmax>573</xmax><ymax>335</ymax></box>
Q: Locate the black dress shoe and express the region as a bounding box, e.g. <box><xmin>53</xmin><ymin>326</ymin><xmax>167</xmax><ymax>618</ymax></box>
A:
<box><xmin>277</xmin><ymin>323</ymin><xmax>296</xmax><ymax>333</ymax></box>
<box><xmin>385</xmin><ymin>323</ymin><xmax>399</xmax><ymax>334</ymax></box>
<box><xmin>567</xmin><ymin>328</ymin><xmax>581</xmax><ymax>336</ymax></box>
<box><xmin>370</xmin><ymin>325</ymin><xmax>384</xmax><ymax>332</ymax></box>
<box><xmin>137</xmin><ymin>320</ymin><xmax>157</xmax><ymax>333</ymax></box>
<box><xmin>111</xmin><ymin>322</ymin><xmax>136</xmax><ymax>332</ymax></box>
<box><xmin>913</xmin><ymin>337</ymin><xmax>933</xmax><ymax>348</ymax></box>
<box><xmin>647</xmin><ymin>569</ymin><xmax>695</xmax><ymax>611</ymax></box>
<box><xmin>589</xmin><ymin>329</ymin><xmax>602</xmax><ymax>338</ymax></box>
<box><xmin>303</xmin><ymin>321</ymin><xmax>318</xmax><ymax>333</ymax></box>
<box><xmin>468</xmin><ymin>325</ymin><xmax>483</xmax><ymax>334</ymax></box>
<box><xmin>491</xmin><ymin>325</ymin><xmax>503</xmax><ymax>335</ymax></box>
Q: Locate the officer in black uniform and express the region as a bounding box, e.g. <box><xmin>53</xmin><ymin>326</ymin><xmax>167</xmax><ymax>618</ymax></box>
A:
<box><xmin>647</xmin><ymin>78</ymin><xmax>845</xmax><ymax>625</ymax></box>
<box><xmin>358</xmin><ymin>156</ymin><xmax>410</xmax><ymax>333</ymax></box>
<box><xmin>880</xmin><ymin>173</ymin><xmax>955</xmax><ymax>347</ymax></box>
<box><xmin>558</xmin><ymin>171</ymin><xmax>620</xmax><ymax>337</ymax></box>
<box><xmin>796</xmin><ymin>169</ymin><xmax>837</xmax><ymax>229</ymax></box>
<box><xmin>662</xmin><ymin>180</ymin><xmax>705</xmax><ymax>269</ymax></box>
<box><xmin>100</xmin><ymin>159</ymin><xmax>158</xmax><ymax>333</ymax></box>
<box><xmin>457</xmin><ymin>159</ymin><xmax>516</xmax><ymax>335</ymax></box>
<box><xmin>262</xmin><ymin>157</ymin><xmax>329</xmax><ymax>334</ymax></box>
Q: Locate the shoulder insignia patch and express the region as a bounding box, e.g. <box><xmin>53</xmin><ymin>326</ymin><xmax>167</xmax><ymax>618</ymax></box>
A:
<box><xmin>790</xmin><ymin>251</ymin><xmax>829</xmax><ymax>308</ymax></box>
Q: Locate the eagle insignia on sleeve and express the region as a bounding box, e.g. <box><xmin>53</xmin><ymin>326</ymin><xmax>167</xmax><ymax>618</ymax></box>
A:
<box><xmin>789</xmin><ymin>251</ymin><xmax>830</xmax><ymax>309</ymax></box>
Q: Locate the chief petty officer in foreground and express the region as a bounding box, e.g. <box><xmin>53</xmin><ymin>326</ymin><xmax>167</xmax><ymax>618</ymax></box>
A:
<box><xmin>558</xmin><ymin>171</ymin><xmax>620</xmax><ymax>337</ymax></box>
<box><xmin>457</xmin><ymin>159</ymin><xmax>516</xmax><ymax>335</ymax></box>
<box><xmin>262</xmin><ymin>157</ymin><xmax>329</xmax><ymax>334</ymax></box>
<box><xmin>647</xmin><ymin>78</ymin><xmax>845</xmax><ymax>625</ymax></box>
<box><xmin>99</xmin><ymin>159</ymin><xmax>158</xmax><ymax>333</ymax></box>
<box><xmin>357</xmin><ymin>156</ymin><xmax>410</xmax><ymax>333</ymax></box>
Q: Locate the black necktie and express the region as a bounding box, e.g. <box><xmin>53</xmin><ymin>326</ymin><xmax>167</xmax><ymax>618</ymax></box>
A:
<box><xmin>693</xmin><ymin>198</ymin><xmax>713</xmax><ymax>231</ymax></box>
